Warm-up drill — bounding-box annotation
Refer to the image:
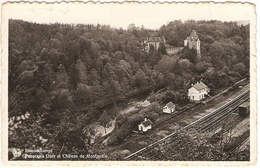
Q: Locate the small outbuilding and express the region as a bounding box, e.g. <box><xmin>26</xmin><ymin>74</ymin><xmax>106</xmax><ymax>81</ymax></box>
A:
<box><xmin>138</xmin><ymin>118</ymin><xmax>153</xmax><ymax>132</ymax></box>
<box><xmin>238</xmin><ymin>101</ymin><xmax>250</xmax><ymax>117</ymax></box>
<box><xmin>163</xmin><ymin>102</ymin><xmax>176</xmax><ymax>114</ymax></box>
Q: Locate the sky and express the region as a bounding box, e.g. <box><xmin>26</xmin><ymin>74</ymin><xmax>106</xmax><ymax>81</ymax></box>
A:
<box><xmin>2</xmin><ymin>1</ymin><xmax>254</xmax><ymax>29</ymax></box>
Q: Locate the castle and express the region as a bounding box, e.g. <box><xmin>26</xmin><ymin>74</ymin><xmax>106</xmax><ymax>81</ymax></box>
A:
<box><xmin>184</xmin><ymin>30</ymin><xmax>201</xmax><ymax>55</ymax></box>
<box><xmin>142</xmin><ymin>36</ymin><xmax>166</xmax><ymax>52</ymax></box>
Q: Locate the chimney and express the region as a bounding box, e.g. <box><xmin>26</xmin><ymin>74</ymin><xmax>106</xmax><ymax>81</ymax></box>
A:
<box><xmin>144</xmin><ymin>118</ymin><xmax>147</xmax><ymax>121</ymax></box>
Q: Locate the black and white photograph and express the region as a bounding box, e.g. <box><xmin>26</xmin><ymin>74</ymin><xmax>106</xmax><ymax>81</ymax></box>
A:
<box><xmin>1</xmin><ymin>1</ymin><xmax>257</xmax><ymax>165</ymax></box>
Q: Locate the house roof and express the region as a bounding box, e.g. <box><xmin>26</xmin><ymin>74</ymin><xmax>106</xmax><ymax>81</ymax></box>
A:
<box><xmin>141</xmin><ymin>119</ymin><xmax>153</xmax><ymax>127</ymax></box>
<box><xmin>192</xmin><ymin>82</ymin><xmax>209</xmax><ymax>91</ymax></box>
<box><xmin>147</xmin><ymin>36</ymin><xmax>165</xmax><ymax>43</ymax></box>
<box><xmin>165</xmin><ymin>102</ymin><xmax>175</xmax><ymax>108</ymax></box>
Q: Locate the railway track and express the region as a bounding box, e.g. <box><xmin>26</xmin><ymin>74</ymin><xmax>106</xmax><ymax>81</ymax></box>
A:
<box><xmin>199</xmin><ymin>97</ymin><xmax>249</xmax><ymax>132</ymax></box>
<box><xmin>124</xmin><ymin>89</ymin><xmax>250</xmax><ymax>160</ymax></box>
<box><xmin>150</xmin><ymin>77</ymin><xmax>249</xmax><ymax>127</ymax></box>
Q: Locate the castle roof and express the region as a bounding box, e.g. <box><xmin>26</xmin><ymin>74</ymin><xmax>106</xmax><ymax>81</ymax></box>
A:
<box><xmin>190</xmin><ymin>30</ymin><xmax>199</xmax><ymax>38</ymax></box>
<box><xmin>186</xmin><ymin>30</ymin><xmax>199</xmax><ymax>41</ymax></box>
<box><xmin>147</xmin><ymin>36</ymin><xmax>165</xmax><ymax>43</ymax></box>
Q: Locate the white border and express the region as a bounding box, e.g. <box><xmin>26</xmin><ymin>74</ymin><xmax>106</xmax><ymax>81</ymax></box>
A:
<box><xmin>0</xmin><ymin>1</ymin><xmax>258</xmax><ymax>167</ymax></box>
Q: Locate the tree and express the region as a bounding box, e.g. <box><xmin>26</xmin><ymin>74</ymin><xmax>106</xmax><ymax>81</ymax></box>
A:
<box><xmin>182</xmin><ymin>47</ymin><xmax>197</xmax><ymax>63</ymax></box>
<box><xmin>20</xmin><ymin>60</ymin><xmax>34</xmax><ymax>72</ymax></box>
<box><xmin>222</xmin><ymin>66</ymin><xmax>230</xmax><ymax>74</ymax></box>
<box><xmin>49</xmin><ymin>38</ymin><xmax>62</xmax><ymax>51</ymax></box>
<box><xmin>118</xmin><ymin>60</ymin><xmax>133</xmax><ymax>78</ymax></box>
<box><xmin>88</xmin><ymin>68</ymin><xmax>101</xmax><ymax>86</ymax></box>
<box><xmin>64</xmin><ymin>40</ymin><xmax>80</xmax><ymax>66</ymax></box>
<box><xmin>209</xmin><ymin>41</ymin><xmax>224</xmax><ymax>57</ymax></box>
<box><xmin>51</xmin><ymin>89</ymin><xmax>74</xmax><ymax>111</ymax></box>
<box><xmin>147</xmin><ymin>102</ymin><xmax>161</xmax><ymax>115</ymax></box>
<box><xmin>18</xmin><ymin>70</ymin><xmax>34</xmax><ymax>85</ymax></box>
<box><xmin>75</xmin><ymin>59</ymin><xmax>88</xmax><ymax>85</ymax></box>
<box><xmin>212</xmin><ymin>56</ymin><xmax>225</xmax><ymax>71</ymax></box>
<box><xmin>232</xmin><ymin>62</ymin><xmax>246</xmax><ymax>76</ymax></box>
<box><xmin>74</xmin><ymin>83</ymin><xmax>92</xmax><ymax>106</ymax></box>
<box><xmin>168</xmin><ymin>31</ymin><xmax>181</xmax><ymax>46</ymax></box>
<box><xmin>158</xmin><ymin>43</ymin><xmax>167</xmax><ymax>55</ymax></box>
<box><xmin>68</xmin><ymin>63</ymin><xmax>78</xmax><ymax>90</ymax></box>
<box><xmin>48</xmin><ymin>48</ymin><xmax>62</xmax><ymax>71</ymax></box>
<box><xmin>204</xmin><ymin>35</ymin><xmax>215</xmax><ymax>44</ymax></box>
<box><xmin>127</xmin><ymin>23</ymin><xmax>136</xmax><ymax>32</ymax></box>
<box><xmin>79</xmin><ymin>36</ymin><xmax>89</xmax><ymax>54</ymax></box>
<box><xmin>55</xmin><ymin>64</ymin><xmax>68</xmax><ymax>90</ymax></box>
<box><xmin>195</xmin><ymin>61</ymin><xmax>209</xmax><ymax>74</ymax></box>
<box><xmin>178</xmin><ymin>58</ymin><xmax>191</xmax><ymax>73</ymax></box>
<box><xmin>108</xmin><ymin>78</ymin><xmax>122</xmax><ymax>108</ymax></box>
<box><xmin>133</xmin><ymin>69</ymin><xmax>149</xmax><ymax>89</ymax></box>
<box><xmin>42</xmin><ymin>63</ymin><xmax>56</xmax><ymax>91</ymax></box>
<box><xmin>156</xmin><ymin>55</ymin><xmax>177</xmax><ymax>74</ymax></box>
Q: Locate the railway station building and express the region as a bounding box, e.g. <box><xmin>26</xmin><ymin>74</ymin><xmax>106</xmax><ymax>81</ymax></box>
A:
<box><xmin>188</xmin><ymin>81</ymin><xmax>210</xmax><ymax>102</ymax></box>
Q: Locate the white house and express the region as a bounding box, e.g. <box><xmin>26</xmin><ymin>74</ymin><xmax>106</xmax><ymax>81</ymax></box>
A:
<box><xmin>138</xmin><ymin>118</ymin><xmax>153</xmax><ymax>132</ymax></box>
<box><xmin>163</xmin><ymin>102</ymin><xmax>176</xmax><ymax>114</ymax></box>
<box><xmin>188</xmin><ymin>82</ymin><xmax>210</xmax><ymax>102</ymax></box>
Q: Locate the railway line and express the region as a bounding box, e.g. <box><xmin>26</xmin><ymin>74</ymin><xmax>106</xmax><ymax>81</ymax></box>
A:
<box><xmin>124</xmin><ymin>89</ymin><xmax>250</xmax><ymax>160</ymax></box>
<box><xmin>199</xmin><ymin>96</ymin><xmax>249</xmax><ymax>132</ymax></box>
<box><xmin>154</xmin><ymin>80</ymin><xmax>249</xmax><ymax>128</ymax></box>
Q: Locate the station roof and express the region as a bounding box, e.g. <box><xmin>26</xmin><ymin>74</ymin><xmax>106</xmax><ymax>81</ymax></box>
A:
<box><xmin>192</xmin><ymin>82</ymin><xmax>209</xmax><ymax>91</ymax></box>
<box><xmin>239</xmin><ymin>102</ymin><xmax>250</xmax><ymax>108</ymax></box>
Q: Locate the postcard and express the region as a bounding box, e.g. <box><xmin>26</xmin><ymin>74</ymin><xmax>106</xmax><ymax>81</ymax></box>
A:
<box><xmin>1</xmin><ymin>1</ymin><xmax>257</xmax><ymax>166</ymax></box>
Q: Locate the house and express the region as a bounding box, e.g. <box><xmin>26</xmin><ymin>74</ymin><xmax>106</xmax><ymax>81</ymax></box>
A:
<box><xmin>184</xmin><ymin>30</ymin><xmax>201</xmax><ymax>56</ymax></box>
<box><xmin>142</xmin><ymin>36</ymin><xmax>166</xmax><ymax>52</ymax></box>
<box><xmin>188</xmin><ymin>81</ymin><xmax>210</xmax><ymax>102</ymax></box>
<box><xmin>163</xmin><ymin>102</ymin><xmax>176</xmax><ymax>114</ymax></box>
<box><xmin>138</xmin><ymin>118</ymin><xmax>153</xmax><ymax>132</ymax></box>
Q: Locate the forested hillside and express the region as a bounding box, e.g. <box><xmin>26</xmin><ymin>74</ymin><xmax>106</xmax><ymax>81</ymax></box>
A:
<box><xmin>8</xmin><ymin>19</ymin><xmax>249</xmax><ymax>157</ymax></box>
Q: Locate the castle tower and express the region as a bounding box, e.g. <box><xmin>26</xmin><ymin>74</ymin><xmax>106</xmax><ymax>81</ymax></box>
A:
<box><xmin>184</xmin><ymin>30</ymin><xmax>201</xmax><ymax>62</ymax></box>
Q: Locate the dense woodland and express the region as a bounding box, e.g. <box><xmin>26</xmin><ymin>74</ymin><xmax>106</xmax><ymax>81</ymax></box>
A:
<box><xmin>8</xmin><ymin>19</ymin><xmax>249</xmax><ymax>159</ymax></box>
